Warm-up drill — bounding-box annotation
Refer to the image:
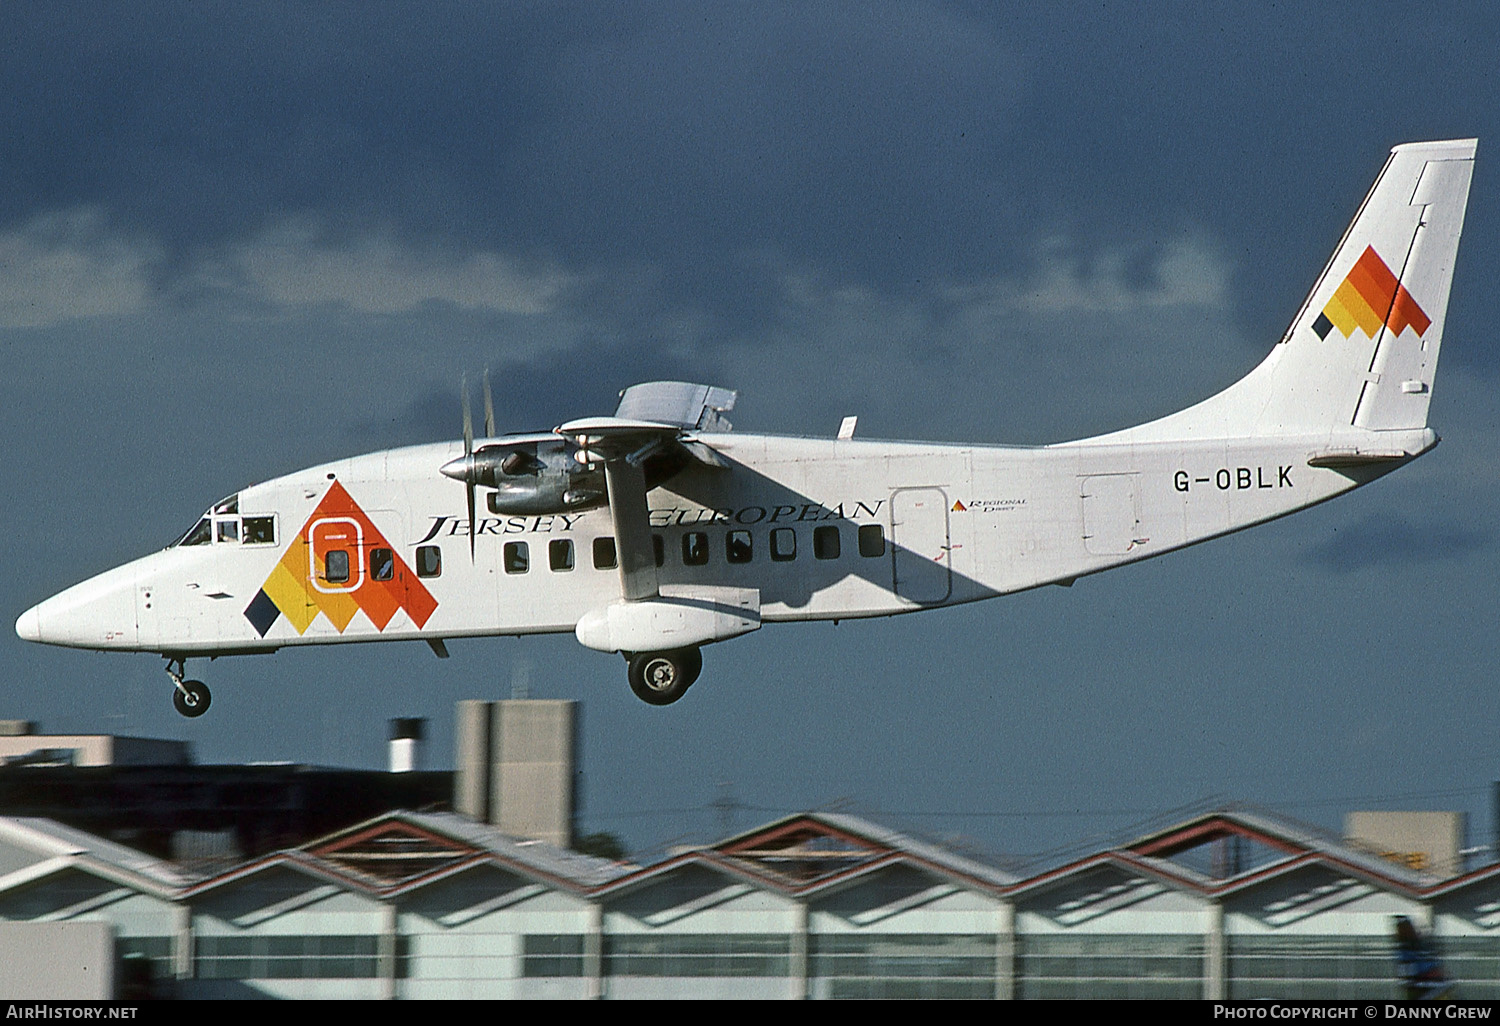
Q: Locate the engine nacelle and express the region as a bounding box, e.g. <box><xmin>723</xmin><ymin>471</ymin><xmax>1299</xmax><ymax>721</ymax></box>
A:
<box><xmin>473</xmin><ymin>439</ymin><xmax>607</xmax><ymax>516</ymax></box>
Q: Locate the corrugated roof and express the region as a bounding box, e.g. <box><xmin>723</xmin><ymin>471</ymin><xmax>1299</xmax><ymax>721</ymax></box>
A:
<box><xmin>0</xmin><ymin>816</ymin><xmax>194</xmax><ymax>889</ymax></box>
<box><xmin>396</xmin><ymin>810</ymin><xmax>631</xmax><ymax>889</ymax></box>
<box><xmin>710</xmin><ymin>810</ymin><xmax>1017</xmax><ymax>890</ymax></box>
<box><xmin>1127</xmin><ymin>805</ymin><xmax>1435</xmax><ymax>890</ymax></box>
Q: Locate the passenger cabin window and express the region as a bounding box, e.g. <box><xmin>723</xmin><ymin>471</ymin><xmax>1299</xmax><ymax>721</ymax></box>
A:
<box><xmin>325</xmin><ymin>550</ymin><xmax>351</xmax><ymax>584</ymax></box>
<box><xmin>770</xmin><ymin>528</ymin><xmax>796</xmax><ymax>562</ymax></box>
<box><xmin>813</xmin><ymin>525</ymin><xmax>841</xmax><ymax>560</ymax></box>
<box><xmin>243</xmin><ymin>516</ymin><xmax>276</xmax><ymax>545</ymax></box>
<box><xmin>593</xmin><ymin>537</ymin><xmax>617</xmax><ymax>570</ymax></box>
<box><xmin>653</xmin><ymin>535</ymin><xmax>665</xmax><ymax>568</ymax></box>
<box><xmin>682</xmin><ymin>532</ymin><xmax>708</xmax><ymax>566</ymax></box>
<box><xmin>504</xmin><ymin>541</ymin><xmax>529</xmax><ymax>574</ymax></box>
<box><xmin>858</xmin><ymin>524</ymin><xmax>886</xmax><ymax>558</ymax></box>
<box><xmin>416</xmin><ymin>545</ymin><xmax>442</xmax><ymax>578</ymax></box>
<box><xmin>726</xmin><ymin>530</ymin><xmax>753</xmax><ymax>564</ymax></box>
<box><xmin>371</xmin><ymin>548</ymin><xmax>395</xmax><ymax>581</ymax></box>
<box><xmin>549</xmin><ymin>539</ymin><xmax>574</xmax><ymax>572</ymax></box>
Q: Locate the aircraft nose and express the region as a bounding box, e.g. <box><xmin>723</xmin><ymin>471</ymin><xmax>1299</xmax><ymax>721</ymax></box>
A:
<box><xmin>17</xmin><ymin>564</ymin><xmax>140</xmax><ymax>649</ymax></box>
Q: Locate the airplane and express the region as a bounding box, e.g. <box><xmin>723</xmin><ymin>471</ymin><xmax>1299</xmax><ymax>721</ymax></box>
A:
<box><xmin>15</xmin><ymin>139</ymin><xmax>1476</xmax><ymax>717</ymax></box>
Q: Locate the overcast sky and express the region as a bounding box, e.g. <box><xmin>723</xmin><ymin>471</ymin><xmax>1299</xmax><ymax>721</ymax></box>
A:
<box><xmin>5</xmin><ymin>2</ymin><xmax>1500</xmax><ymax>865</ymax></box>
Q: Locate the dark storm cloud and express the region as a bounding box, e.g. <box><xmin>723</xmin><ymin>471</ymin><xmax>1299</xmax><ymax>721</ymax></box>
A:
<box><xmin>1303</xmin><ymin>514</ymin><xmax>1492</xmax><ymax>573</ymax></box>
<box><xmin>347</xmin><ymin>342</ymin><xmax>726</xmax><ymax>452</ymax></box>
<box><xmin>6</xmin><ymin>2</ymin><xmax>1500</xmax><ymax>860</ymax></box>
<box><xmin>8</xmin><ymin>1</ymin><xmax>1495</xmax><ymax>366</ymax></box>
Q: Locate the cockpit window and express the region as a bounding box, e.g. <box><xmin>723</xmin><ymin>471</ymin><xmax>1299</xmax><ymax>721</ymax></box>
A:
<box><xmin>171</xmin><ymin>494</ymin><xmax>244</xmax><ymax>548</ymax></box>
<box><xmin>177</xmin><ymin>518</ymin><xmax>212</xmax><ymax>547</ymax></box>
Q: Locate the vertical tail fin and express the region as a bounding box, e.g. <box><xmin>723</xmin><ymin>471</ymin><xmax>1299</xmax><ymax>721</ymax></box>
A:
<box><xmin>1104</xmin><ymin>139</ymin><xmax>1475</xmax><ymax>442</ymax></box>
<box><xmin>1313</xmin><ymin>139</ymin><xmax>1475</xmax><ymax>431</ymax></box>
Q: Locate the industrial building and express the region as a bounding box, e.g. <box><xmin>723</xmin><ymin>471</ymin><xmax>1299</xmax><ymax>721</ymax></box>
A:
<box><xmin>2</xmin><ymin>804</ymin><xmax>1499</xmax><ymax>999</ymax></box>
<box><xmin>1</xmin><ymin>706</ymin><xmax>1494</xmax><ymax>999</ymax></box>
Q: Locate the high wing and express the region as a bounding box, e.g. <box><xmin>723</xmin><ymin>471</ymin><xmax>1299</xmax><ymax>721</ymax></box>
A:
<box><xmin>557</xmin><ymin>382</ymin><xmax>759</xmax><ymax>676</ymax></box>
<box><xmin>557</xmin><ymin>381</ymin><xmax>737</xmax><ymax>601</ymax></box>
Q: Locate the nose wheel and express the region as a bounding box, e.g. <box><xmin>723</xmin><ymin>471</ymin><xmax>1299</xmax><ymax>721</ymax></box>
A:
<box><xmin>165</xmin><ymin>658</ymin><xmax>212</xmax><ymax>718</ymax></box>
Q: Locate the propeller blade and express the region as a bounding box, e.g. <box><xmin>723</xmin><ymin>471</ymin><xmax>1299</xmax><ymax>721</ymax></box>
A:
<box><xmin>466</xmin><ymin>478</ymin><xmax>477</xmax><ymax>561</ymax></box>
<box><xmin>461</xmin><ymin>375</ymin><xmax>476</xmax><ymax>559</ymax></box>
<box><xmin>483</xmin><ymin>368</ymin><xmax>496</xmax><ymax>439</ymax></box>
<box><xmin>461</xmin><ymin>374</ymin><xmax>474</xmax><ymax>457</ymax></box>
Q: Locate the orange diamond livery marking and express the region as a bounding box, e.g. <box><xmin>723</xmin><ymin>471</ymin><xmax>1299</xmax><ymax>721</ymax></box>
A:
<box><xmin>1312</xmin><ymin>246</ymin><xmax>1431</xmax><ymax>341</ymax></box>
<box><xmin>244</xmin><ymin>481</ymin><xmax>437</xmax><ymax>637</ymax></box>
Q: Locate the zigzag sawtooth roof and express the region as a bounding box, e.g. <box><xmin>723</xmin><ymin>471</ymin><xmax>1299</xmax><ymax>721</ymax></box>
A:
<box><xmin>2</xmin><ymin>804</ymin><xmax>1487</xmax><ymax>903</ymax></box>
<box><xmin>180</xmin><ymin>809</ymin><xmax>633</xmax><ymax>897</ymax></box>
<box><xmin>0</xmin><ymin>816</ymin><xmax>195</xmax><ymax>890</ymax></box>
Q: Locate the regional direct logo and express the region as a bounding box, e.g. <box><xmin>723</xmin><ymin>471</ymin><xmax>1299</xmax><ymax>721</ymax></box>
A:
<box><xmin>244</xmin><ymin>481</ymin><xmax>438</xmax><ymax>637</ymax></box>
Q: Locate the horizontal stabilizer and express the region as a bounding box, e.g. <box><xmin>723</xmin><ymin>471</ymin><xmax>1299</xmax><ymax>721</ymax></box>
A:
<box><xmin>1308</xmin><ymin>452</ymin><xmax>1410</xmax><ymax>468</ymax></box>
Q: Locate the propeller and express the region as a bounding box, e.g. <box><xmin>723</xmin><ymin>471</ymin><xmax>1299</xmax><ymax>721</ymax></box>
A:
<box><xmin>443</xmin><ymin>370</ymin><xmax>501</xmax><ymax>560</ymax></box>
<box><xmin>482</xmin><ymin>368</ymin><xmax>496</xmax><ymax>438</ymax></box>
<box><xmin>462</xmin><ymin>375</ymin><xmax>476</xmax><ymax>559</ymax></box>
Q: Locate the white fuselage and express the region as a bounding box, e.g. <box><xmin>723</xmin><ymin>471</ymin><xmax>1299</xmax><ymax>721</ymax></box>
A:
<box><xmin>18</xmin><ymin>426</ymin><xmax>1434</xmax><ymax>656</ymax></box>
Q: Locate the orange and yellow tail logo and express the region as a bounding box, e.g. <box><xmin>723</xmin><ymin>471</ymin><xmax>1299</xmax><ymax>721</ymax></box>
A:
<box><xmin>244</xmin><ymin>481</ymin><xmax>437</xmax><ymax>637</ymax></box>
<box><xmin>1312</xmin><ymin>246</ymin><xmax>1431</xmax><ymax>341</ymax></box>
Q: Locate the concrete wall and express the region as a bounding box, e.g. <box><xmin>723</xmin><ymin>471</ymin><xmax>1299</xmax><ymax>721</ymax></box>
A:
<box><xmin>0</xmin><ymin>921</ymin><xmax>113</xmax><ymax>999</ymax></box>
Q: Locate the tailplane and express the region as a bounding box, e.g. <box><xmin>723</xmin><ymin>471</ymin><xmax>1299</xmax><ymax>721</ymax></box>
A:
<box><xmin>1102</xmin><ymin>139</ymin><xmax>1475</xmax><ymax>443</ymax></box>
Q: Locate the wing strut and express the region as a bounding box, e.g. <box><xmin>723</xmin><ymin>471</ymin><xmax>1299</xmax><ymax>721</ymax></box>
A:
<box><xmin>603</xmin><ymin>458</ymin><xmax>660</xmax><ymax>601</ymax></box>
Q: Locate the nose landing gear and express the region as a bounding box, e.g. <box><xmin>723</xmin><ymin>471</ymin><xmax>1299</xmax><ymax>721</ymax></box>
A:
<box><xmin>165</xmin><ymin>657</ymin><xmax>212</xmax><ymax>718</ymax></box>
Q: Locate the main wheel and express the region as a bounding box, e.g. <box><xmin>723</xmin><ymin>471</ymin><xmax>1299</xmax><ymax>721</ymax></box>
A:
<box><xmin>172</xmin><ymin>679</ymin><xmax>212</xmax><ymax>718</ymax></box>
<box><xmin>679</xmin><ymin>646</ymin><xmax>704</xmax><ymax>689</ymax></box>
<box><xmin>628</xmin><ymin>649</ymin><xmax>699</xmax><ymax>706</ymax></box>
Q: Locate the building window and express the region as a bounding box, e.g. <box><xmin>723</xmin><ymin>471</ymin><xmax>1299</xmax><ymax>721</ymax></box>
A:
<box><xmin>605</xmin><ymin>934</ymin><xmax>790</xmax><ymax>977</ymax></box>
<box><xmin>1018</xmin><ymin>934</ymin><xmax>1203</xmax><ymax>1000</ymax></box>
<box><xmin>1226</xmin><ymin>936</ymin><xmax>1396</xmax><ymax>1001</ymax></box>
<box><xmin>195</xmin><ymin>935</ymin><xmax>381</xmax><ymax>980</ymax></box>
<box><xmin>523</xmin><ymin>934</ymin><xmax>586</xmax><ymax>978</ymax></box>
<box><xmin>1432</xmin><ymin>939</ymin><xmax>1500</xmax><ymax>1000</ymax></box>
<box><xmin>811</xmin><ymin>933</ymin><xmax>998</xmax><ymax>999</ymax></box>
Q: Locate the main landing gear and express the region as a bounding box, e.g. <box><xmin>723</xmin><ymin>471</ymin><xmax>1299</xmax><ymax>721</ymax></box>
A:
<box><xmin>165</xmin><ymin>657</ymin><xmax>211</xmax><ymax>718</ymax></box>
<box><xmin>626</xmin><ymin>647</ymin><xmax>703</xmax><ymax>706</ymax></box>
